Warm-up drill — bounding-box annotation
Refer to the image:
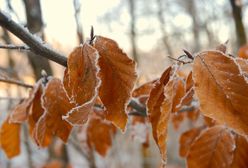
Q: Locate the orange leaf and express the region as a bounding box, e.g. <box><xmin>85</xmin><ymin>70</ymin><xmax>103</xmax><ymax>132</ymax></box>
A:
<box><xmin>171</xmin><ymin>78</ymin><xmax>185</xmax><ymax>113</ymax></box>
<box><xmin>193</xmin><ymin>51</ymin><xmax>248</xmax><ymax>136</ymax></box>
<box><xmin>187</xmin><ymin>109</ymin><xmax>200</xmax><ymax>122</ymax></box>
<box><xmin>177</xmin><ymin>72</ymin><xmax>194</xmax><ymax>109</ymax></box>
<box><xmin>0</xmin><ymin>117</ymin><xmax>21</xmax><ymax>158</ymax></box>
<box><xmin>147</xmin><ymin>66</ymin><xmax>181</xmax><ymax>162</ymax></box>
<box><xmin>93</xmin><ymin>36</ymin><xmax>137</xmax><ymax>131</ymax></box>
<box><xmin>10</xmin><ymin>80</ymin><xmax>42</xmax><ymax>123</ymax></box>
<box><xmin>231</xmin><ymin>134</ymin><xmax>248</xmax><ymax>168</ymax></box>
<box><xmin>132</xmin><ymin>80</ymin><xmax>156</xmax><ymax>98</ymax></box>
<box><xmin>171</xmin><ymin>113</ymin><xmax>185</xmax><ymax>130</ymax></box>
<box><xmin>187</xmin><ymin>126</ymin><xmax>235</xmax><ymax>168</ymax></box>
<box><xmin>147</xmin><ymin>66</ymin><xmax>171</xmax><ymax>145</ymax></box>
<box><xmin>27</xmin><ymin>84</ymin><xmax>46</xmax><ymax>138</ymax></box>
<box><xmin>204</xmin><ymin>116</ymin><xmax>217</xmax><ymax>127</ymax></box>
<box><xmin>179</xmin><ymin>126</ymin><xmax>204</xmax><ymax>157</ymax></box>
<box><xmin>238</xmin><ymin>44</ymin><xmax>248</xmax><ymax>59</ymax></box>
<box><xmin>63</xmin><ymin>44</ymin><xmax>100</xmax><ymax>125</ymax></box>
<box><xmin>86</xmin><ymin>110</ymin><xmax>117</xmax><ymax>156</ymax></box>
<box><xmin>35</xmin><ymin>78</ymin><xmax>73</xmax><ymax>147</ymax></box>
<box><xmin>156</xmin><ymin>79</ymin><xmax>175</xmax><ymax>162</ymax></box>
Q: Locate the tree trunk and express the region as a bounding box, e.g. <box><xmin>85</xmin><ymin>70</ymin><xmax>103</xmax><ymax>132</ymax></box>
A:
<box><xmin>156</xmin><ymin>0</ymin><xmax>174</xmax><ymax>58</ymax></box>
<box><xmin>73</xmin><ymin>0</ymin><xmax>84</xmax><ymax>44</ymax></box>
<box><xmin>128</xmin><ymin>0</ymin><xmax>138</xmax><ymax>63</ymax></box>
<box><xmin>23</xmin><ymin>0</ymin><xmax>53</xmax><ymax>80</ymax></box>
<box><xmin>186</xmin><ymin>0</ymin><xmax>201</xmax><ymax>52</ymax></box>
<box><xmin>230</xmin><ymin>0</ymin><xmax>247</xmax><ymax>48</ymax></box>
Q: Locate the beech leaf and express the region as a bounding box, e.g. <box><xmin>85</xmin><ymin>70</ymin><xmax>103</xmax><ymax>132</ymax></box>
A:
<box><xmin>93</xmin><ymin>36</ymin><xmax>137</xmax><ymax>131</ymax></box>
<box><xmin>187</xmin><ymin>126</ymin><xmax>235</xmax><ymax>168</ymax></box>
<box><xmin>35</xmin><ymin>78</ymin><xmax>73</xmax><ymax>147</ymax></box>
<box><xmin>0</xmin><ymin>117</ymin><xmax>21</xmax><ymax>158</ymax></box>
<box><xmin>193</xmin><ymin>51</ymin><xmax>248</xmax><ymax>136</ymax></box>
<box><xmin>63</xmin><ymin>44</ymin><xmax>100</xmax><ymax>125</ymax></box>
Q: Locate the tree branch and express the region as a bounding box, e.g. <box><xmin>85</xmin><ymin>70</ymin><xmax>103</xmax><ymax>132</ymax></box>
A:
<box><xmin>0</xmin><ymin>77</ymin><xmax>33</xmax><ymax>88</ymax></box>
<box><xmin>0</xmin><ymin>43</ymin><xmax>30</xmax><ymax>50</ymax></box>
<box><xmin>0</xmin><ymin>11</ymin><xmax>67</xmax><ymax>66</ymax></box>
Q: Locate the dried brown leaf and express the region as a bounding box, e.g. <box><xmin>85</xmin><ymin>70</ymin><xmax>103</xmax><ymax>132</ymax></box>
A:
<box><xmin>63</xmin><ymin>44</ymin><xmax>100</xmax><ymax>125</ymax></box>
<box><xmin>193</xmin><ymin>51</ymin><xmax>248</xmax><ymax>135</ymax></box>
<box><xmin>179</xmin><ymin>126</ymin><xmax>204</xmax><ymax>157</ymax></box>
<box><xmin>93</xmin><ymin>36</ymin><xmax>137</xmax><ymax>131</ymax></box>
<box><xmin>0</xmin><ymin>117</ymin><xmax>21</xmax><ymax>158</ymax></box>
<box><xmin>35</xmin><ymin>78</ymin><xmax>73</xmax><ymax>147</ymax></box>
<box><xmin>187</xmin><ymin>126</ymin><xmax>235</xmax><ymax>168</ymax></box>
<box><xmin>230</xmin><ymin>134</ymin><xmax>248</xmax><ymax>168</ymax></box>
<box><xmin>86</xmin><ymin>110</ymin><xmax>117</xmax><ymax>156</ymax></box>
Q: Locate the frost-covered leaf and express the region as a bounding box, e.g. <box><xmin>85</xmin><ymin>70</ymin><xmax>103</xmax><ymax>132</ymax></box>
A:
<box><xmin>27</xmin><ymin>83</ymin><xmax>45</xmax><ymax>138</ymax></box>
<box><xmin>171</xmin><ymin>78</ymin><xmax>185</xmax><ymax>113</ymax></box>
<box><xmin>148</xmin><ymin>65</ymin><xmax>181</xmax><ymax>162</ymax></box>
<box><xmin>193</xmin><ymin>51</ymin><xmax>248</xmax><ymax>136</ymax></box>
<box><xmin>179</xmin><ymin>126</ymin><xmax>204</xmax><ymax>157</ymax></box>
<box><xmin>230</xmin><ymin>134</ymin><xmax>248</xmax><ymax>168</ymax></box>
<box><xmin>132</xmin><ymin>80</ymin><xmax>155</xmax><ymax>98</ymax></box>
<box><xmin>63</xmin><ymin>44</ymin><xmax>100</xmax><ymax>125</ymax></box>
<box><xmin>0</xmin><ymin>116</ymin><xmax>21</xmax><ymax>158</ymax></box>
<box><xmin>187</xmin><ymin>126</ymin><xmax>235</xmax><ymax>168</ymax></box>
<box><xmin>177</xmin><ymin>71</ymin><xmax>194</xmax><ymax>109</ymax></box>
<box><xmin>10</xmin><ymin>80</ymin><xmax>42</xmax><ymax>123</ymax></box>
<box><xmin>35</xmin><ymin>78</ymin><xmax>73</xmax><ymax>147</ymax></box>
<box><xmin>85</xmin><ymin>109</ymin><xmax>116</xmax><ymax>156</ymax></box>
<box><xmin>93</xmin><ymin>36</ymin><xmax>137</xmax><ymax>131</ymax></box>
<box><xmin>171</xmin><ymin>113</ymin><xmax>185</xmax><ymax>130</ymax></box>
<box><xmin>147</xmin><ymin>66</ymin><xmax>171</xmax><ymax>148</ymax></box>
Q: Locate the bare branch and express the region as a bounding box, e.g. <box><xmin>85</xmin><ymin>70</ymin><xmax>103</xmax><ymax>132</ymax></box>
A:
<box><xmin>0</xmin><ymin>44</ymin><xmax>30</xmax><ymax>50</ymax></box>
<box><xmin>0</xmin><ymin>77</ymin><xmax>33</xmax><ymax>88</ymax></box>
<box><xmin>0</xmin><ymin>10</ymin><xmax>67</xmax><ymax>66</ymax></box>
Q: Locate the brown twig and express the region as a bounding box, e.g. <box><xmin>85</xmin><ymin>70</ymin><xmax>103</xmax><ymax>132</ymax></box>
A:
<box><xmin>0</xmin><ymin>44</ymin><xmax>30</xmax><ymax>50</ymax></box>
<box><xmin>168</xmin><ymin>56</ymin><xmax>191</xmax><ymax>64</ymax></box>
<box><xmin>0</xmin><ymin>77</ymin><xmax>33</xmax><ymax>88</ymax></box>
<box><xmin>0</xmin><ymin>11</ymin><xmax>67</xmax><ymax>66</ymax></box>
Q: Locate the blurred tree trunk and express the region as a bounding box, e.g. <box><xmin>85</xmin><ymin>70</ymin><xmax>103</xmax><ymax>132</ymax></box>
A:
<box><xmin>186</xmin><ymin>0</ymin><xmax>200</xmax><ymax>52</ymax></box>
<box><xmin>156</xmin><ymin>0</ymin><xmax>174</xmax><ymax>58</ymax></box>
<box><xmin>23</xmin><ymin>0</ymin><xmax>53</xmax><ymax>80</ymax></box>
<box><xmin>128</xmin><ymin>0</ymin><xmax>138</xmax><ymax>63</ymax></box>
<box><xmin>73</xmin><ymin>0</ymin><xmax>84</xmax><ymax>44</ymax></box>
<box><xmin>229</xmin><ymin>0</ymin><xmax>247</xmax><ymax>47</ymax></box>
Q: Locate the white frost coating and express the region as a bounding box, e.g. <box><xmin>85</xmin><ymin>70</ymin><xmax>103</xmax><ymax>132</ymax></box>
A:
<box><xmin>1</xmin><ymin>10</ymin><xmax>12</xmax><ymax>21</ymax></box>
<box><xmin>34</xmin><ymin>78</ymin><xmax>52</xmax><ymax>145</ymax></box>
<box><xmin>233</xmin><ymin>58</ymin><xmax>248</xmax><ymax>84</ymax></box>
<box><xmin>62</xmin><ymin>44</ymin><xmax>102</xmax><ymax>126</ymax></box>
<box><xmin>176</xmin><ymin>87</ymin><xmax>193</xmax><ymax>110</ymax></box>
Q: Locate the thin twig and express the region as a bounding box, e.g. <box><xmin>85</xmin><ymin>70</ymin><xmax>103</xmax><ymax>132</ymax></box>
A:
<box><xmin>0</xmin><ymin>77</ymin><xmax>33</xmax><ymax>88</ymax></box>
<box><xmin>168</xmin><ymin>56</ymin><xmax>190</xmax><ymax>64</ymax></box>
<box><xmin>0</xmin><ymin>11</ymin><xmax>67</xmax><ymax>66</ymax></box>
<box><xmin>0</xmin><ymin>44</ymin><xmax>30</xmax><ymax>50</ymax></box>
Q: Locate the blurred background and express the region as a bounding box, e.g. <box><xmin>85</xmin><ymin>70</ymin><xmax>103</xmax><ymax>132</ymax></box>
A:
<box><xmin>0</xmin><ymin>0</ymin><xmax>247</xmax><ymax>167</ymax></box>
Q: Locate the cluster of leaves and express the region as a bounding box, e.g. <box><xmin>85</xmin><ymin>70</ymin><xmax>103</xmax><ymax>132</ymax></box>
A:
<box><xmin>1</xmin><ymin>35</ymin><xmax>248</xmax><ymax>168</ymax></box>
<box><xmin>0</xmin><ymin>36</ymin><xmax>136</xmax><ymax>159</ymax></box>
